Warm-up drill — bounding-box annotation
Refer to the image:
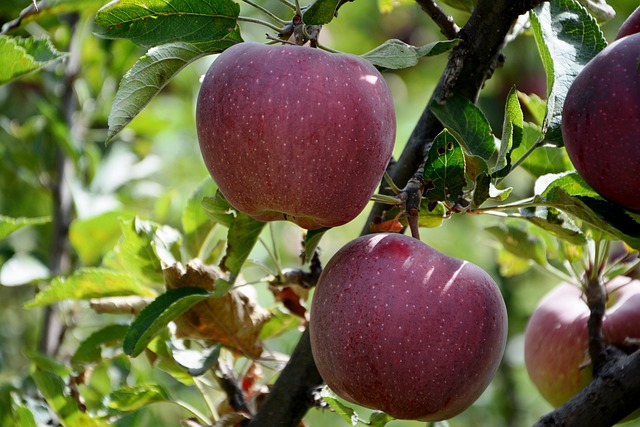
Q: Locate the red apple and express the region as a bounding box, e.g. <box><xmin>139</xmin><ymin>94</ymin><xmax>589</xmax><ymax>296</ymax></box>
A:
<box><xmin>196</xmin><ymin>42</ymin><xmax>396</xmax><ymax>230</ymax></box>
<box><xmin>616</xmin><ymin>7</ymin><xmax>640</xmax><ymax>40</ymax></box>
<box><xmin>561</xmin><ymin>34</ymin><xmax>640</xmax><ymax>212</ymax></box>
<box><xmin>309</xmin><ymin>233</ymin><xmax>508</xmax><ymax>421</ymax></box>
<box><xmin>524</xmin><ymin>277</ymin><xmax>640</xmax><ymax>408</ymax></box>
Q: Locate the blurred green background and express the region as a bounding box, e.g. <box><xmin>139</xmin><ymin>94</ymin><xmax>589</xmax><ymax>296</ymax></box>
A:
<box><xmin>1</xmin><ymin>0</ymin><xmax>638</xmax><ymax>426</ymax></box>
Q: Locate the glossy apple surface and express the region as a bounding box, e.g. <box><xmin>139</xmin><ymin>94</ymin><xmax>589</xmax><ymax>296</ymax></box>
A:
<box><xmin>524</xmin><ymin>277</ymin><xmax>640</xmax><ymax>407</ymax></box>
<box><xmin>196</xmin><ymin>42</ymin><xmax>396</xmax><ymax>230</ymax></box>
<box><xmin>309</xmin><ymin>233</ymin><xmax>508</xmax><ymax>421</ymax></box>
<box><xmin>561</xmin><ymin>34</ymin><xmax>640</xmax><ymax>212</ymax></box>
<box><xmin>616</xmin><ymin>6</ymin><xmax>640</xmax><ymax>40</ymax></box>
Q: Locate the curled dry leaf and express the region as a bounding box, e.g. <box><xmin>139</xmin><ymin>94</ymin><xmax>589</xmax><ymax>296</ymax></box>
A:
<box><xmin>164</xmin><ymin>259</ymin><xmax>270</xmax><ymax>359</ymax></box>
<box><xmin>90</xmin><ymin>296</ymin><xmax>154</xmax><ymax>315</ymax></box>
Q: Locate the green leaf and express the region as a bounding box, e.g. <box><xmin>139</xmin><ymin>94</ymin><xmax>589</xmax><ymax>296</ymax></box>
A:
<box><xmin>361</xmin><ymin>39</ymin><xmax>460</xmax><ymax>70</ymax></box>
<box><xmin>0</xmin><ymin>36</ymin><xmax>67</xmax><ymax>85</ymax></box>
<box><xmin>303</xmin><ymin>227</ymin><xmax>329</xmax><ymax>263</ymax></box>
<box><xmin>369</xmin><ymin>411</ymin><xmax>395</xmax><ymax>427</ymax></box>
<box><xmin>418</xmin><ymin>200</ymin><xmax>446</xmax><ymax>228</ymax></box>
<box><xmin>14</xmin><ymin>405</ymin><xmax>37</xmax><ymax>427</ymax></box>
<box><xmin>0</xmin><ymin>215</ymin><xmax>50</xmax><ymax>240</ymax></box>
<box><xmin>219</xmin><ymin>213</ymin><xmax>266</xmax><ymax>283</ymax></box>
<box><xmin>71</xmin><ymin>324</ymin><xmax>130</xmax><ymax>366</ymax></box>
<box><xmin>320</xmin><ymin>387</ymin><xmax>359</xmax><ymax>425</ymax></box>
<box><xmin>520</xmin><ymin>206</ymin><xmax>588</xmax><ymax>245</ymax></box>
<box><xmin>108</xmin><ymin>384</ymin><xmax>169</xmax><ymax>411</ymax></box>
<box><xmin>422</xmin><ymin>130</ymin><xmax>467</xmax><ymax>206</ymax></box>
<box><xmin>25</xmin><ymin>268</ymin><xmax>153</xmax><ymax>308</ymax></box>
<box><xmin>510</xmin><ymin>122</ymin><xmax>572</xmax><ymax>177</ymax></box>
<box><xmin>430</xmin><ymin>93</ymin><xmax>496</xmax><ymax>161</ymax></box>
<box><xmin>472</xmin><ymin>173</ymin><xmax>491</xmax><ymax>208</ymax></box>
<box><xmin>114</xmin><ymin>217</ymin><xmax>182</xmax><ymax>284</ymax></box>
<box><xmin>518</xmin><ymin>91</ymin><xmax>547</xmax><ymax>126</ymax></box>
<box><xmin>107</xmin><ymin>41</ymin><xmax>236</xmax><ymax>142</ymax></box>
<box><xmin>202</xmin><ymin>190</ymin><xmax>235</xmax><ymax>228</ymax></box>
<box><xmin>536</xmin><ymin>173</ymin><xmax>640</xmax><ymax>249</ymax></box>
<box><xmin>123</xmin><ymin>287</ymin><xmax>211</xmax><ymax>357</ymax></box>
<box><xmin>69</xmin><ymin>211</ymin><xmax>131</xmax><ymax>266</ymax></box>
<box><xmin>31</xmin><ymin>369</ymin><xmax>108</xmax><ymax>427</ymax></box>
<box><xmin>95</xmin><ymin>0</ymin><xmax>241</xmax><ymax>48</ymax></box>
<box><xmin>493</xmin><ymin>86</ymin><xmax>524</xmax><ymax>176</ymax></box>
<box><xmin>486</xmin><ymin>223</ymin><xmax>548</xmax><ymax>266</ymax></box>
<box><xmin>303</xmin><ymin>0</ymin><xmax>343</xmax><ymax>25</ymax></box>
<box><xmin>530</xmin><ymin>0</ymin><xmax>606</xmax><ymax>145</ymax></box>
<box><xmin>179</xmin><ymin>343</ymin><xmax>221</xmax><ymax>376</ymax></box>
<box><xmin>182</xmin><ymin>178</ymin><xmax>218</xmax><ymax>259</ymax></box>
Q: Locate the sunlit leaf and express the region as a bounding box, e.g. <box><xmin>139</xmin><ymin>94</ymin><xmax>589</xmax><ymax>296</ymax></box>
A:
<box><xmin>369</xmin><ymin>411</ymin><xmax>395</xmax><ymax>427</ymax></box>
<box><xmin>25</xmin><ymin>268</ymin><xmax>153</xmax><ymax>308</ymax></box>
<box><xmin>377</xmin><ymin>0</ymin><xmax>413</xmax><ymax>14</ymax></box>
<box><xmin>418</xmin><ymin>200</ymin><xmax>446</xmax><ymax>228</ymax></box>
<box><xmin>95</xmin><ymin>0</ymin><xmax>241</xmax><ymax>48</ymax></box>
<box><xmin>0</xmin><ymin>36</ymin><xmax>66</xmax><ymax>85</ymax></box>
<box><xmin>487</xmin><ymin>223</ymin><xmax>547</xmax><ymax>266</ymax></box>
<box><xmin>517</xmin><ymin>91</ymin><xmax>547</xmax><ymax>126</ymax></box>
<box><xmin>493</xmin><ymin>86</ymin><xmax>524</xmax><ymax>176</ymax></box>
<box><xmin>536</xmin><ymin>172</ymin><xmax>640</xmax><ymax>248</ymax></box>
<box><xmin>202</xmin><ymin>190</ymin><xmax>235</xmax><ymax>228</ymax></box>
<box><xmin>0</xmin><ymin>215</ymin><xmax>50</xmax><ymax>240</ymax></box>
<box><xmin>320</xmin><ymin>386</ymin><xmax>359</xmax><ymax>425</ymax></box>
<box><xmin>70</xmin><ymin>211</ymin><xmax>131</xmax><ymax>266</ymax></box>
<box><xmin>430</xmin><ymin>93</ymin><xmax>496</xmax><ymax>161</ymax></box>
<box><xmin>107</xmin><ymin>41</ymin><xmax>237</xmax><ymax>142</ymax></box>
<box><xmin>220</xmin><ymin>213</ymin><xmax>266</xmax><ymax>283</ymax></box>
<box><xmin>108</xmin><ymin>384</ymin><xmax>169</xmax><ymax>411</ymax></box>
<box><xmin>520</xmin><ymin>206</ymin><xmax>587</xmax><ymax>245</ymax></box>
<box><xmin>362</xmin><ymin>39</ymin><xmax>460</xmax><ymax>70</ymax></box>
<box><xmin>530</xmin><ymin>0</ymin><xmax>606</xmax><ymax>145</ymax></box>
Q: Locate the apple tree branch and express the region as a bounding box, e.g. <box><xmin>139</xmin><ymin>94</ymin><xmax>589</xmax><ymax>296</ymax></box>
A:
<box><xmin>249</xmin><ymin>1</ymin><xmax>546</xmax><ymax>426</ymax></box>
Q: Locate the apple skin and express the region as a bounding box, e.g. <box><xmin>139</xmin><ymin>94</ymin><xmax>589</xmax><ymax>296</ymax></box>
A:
<box><xmin>196</xmin><ymin>42</ymin><xmax>396</xmax><ymax>230</ymax></box>
<box><xmin>561</xmin><ymin>33</ymin><xmax>640</xmax><ymax>212</ymax></box>
<box><xmin>309</xmin><ymin>233</ymin><xmax>508</xmax><ymax>421</ymax></box>
<box><xmin>524</xmin><ymin>277</ymin><xmax>640</xmax><ymax>408</ymax></box>
<box><xmin>616</xmin><ymin>7</ymin><xmax>640</xmax><ymax>40</ymax></box>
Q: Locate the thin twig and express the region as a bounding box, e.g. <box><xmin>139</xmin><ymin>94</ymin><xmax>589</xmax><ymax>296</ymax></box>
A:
<box><xmin>237</xmin><ymin>16</ymin><xmax>284</xmax><ymax>33</ymax></box>
<box><xmin>414</xmin><ymin>0</ymin><xmax>460</xmax><ymax>39</ymax></box>
<box><xmin>242</xmin><ymin>0</ymin><xmax>287</xmax><ymax>24</ymax></box>
<box><xmin>1</xmin><ymin>0</ymin><xmax>43</xmax><ymax>35</ymax></box>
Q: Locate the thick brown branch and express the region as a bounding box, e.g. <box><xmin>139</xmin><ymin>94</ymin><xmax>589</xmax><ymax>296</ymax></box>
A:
<box><xmin>248</xmin><ymin>1</ymin><xmax>548</xmax><ymax>427</ymax></box>
<box><xmin>247</xmin><ymin>328</ymin><xmax>322</xmax><ymax>427</ymax></box>
<box><xmin>534</xmin><ymin>348</ymin><xmax>640</xmax><ymax>427</ymax></box>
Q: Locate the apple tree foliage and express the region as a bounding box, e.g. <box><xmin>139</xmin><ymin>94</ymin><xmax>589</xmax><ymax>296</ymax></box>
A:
<box><xmin>1</xmin><ymin>0</ymin><xmax>639</xmax><ymax>426</ymax></box>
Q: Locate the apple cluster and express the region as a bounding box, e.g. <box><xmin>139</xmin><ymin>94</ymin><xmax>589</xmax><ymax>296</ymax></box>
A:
<box><xmin>561</xmin><ymin>7</ymin><xmax>640</xmax><ymax>212</ymax></box>
<box><xmin>196</xmin><ymin>42</ymin><xmax>508</xmax><ymax>421</ymax></box>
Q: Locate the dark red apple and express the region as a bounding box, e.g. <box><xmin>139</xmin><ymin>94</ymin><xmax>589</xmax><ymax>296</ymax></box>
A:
<box><xmin>561</xmin><ymin>34</ymin><xmax>640</xmax><ymax>211</ymax></box>
<box><xmin>524</xmin><ymin>277</ymin><xmax>640</xmax><ymax>408</ymax></box>
<box><xmin>309</xmin><ymin>233</ymin><xmax>508</xmax><ymax>421</ymax></box>
<box><xmin>196</xmin><ymin>42</ymin><xmax>396</xmax><ymax>230</ymax></box>
<box><xmin>616</xmin><ymin>7</ymin><xmax>640</xmax><ymax>40</ymax></box>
